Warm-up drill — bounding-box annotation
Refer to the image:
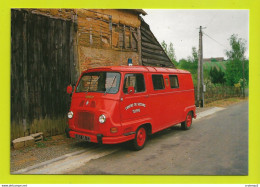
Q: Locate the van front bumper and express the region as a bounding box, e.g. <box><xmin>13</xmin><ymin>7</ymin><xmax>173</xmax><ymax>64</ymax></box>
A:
<box><xmin>69</xmin><ymin>130</ymin><xmax>135</xmax><ymax>144</ymax></box>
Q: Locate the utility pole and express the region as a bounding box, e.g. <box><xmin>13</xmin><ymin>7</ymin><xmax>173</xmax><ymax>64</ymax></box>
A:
<box><xmin>197</xmin><ymin>26</ymin><xmax>206</xmax><ymax>107</ymax></box>
<box><xmin>242</xmin><ymin>60</ymin><xmax>245</xmax><ymax>98</ymax></box>
<box><xmin>197</xmin><ymin>43</ymin><xmax>200</xmax><ymax>107</ymax></box>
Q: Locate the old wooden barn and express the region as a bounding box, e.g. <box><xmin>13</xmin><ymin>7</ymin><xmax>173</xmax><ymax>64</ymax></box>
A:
<box><xmin>11</xmin><ymin>9</ymin><xmax>175</xmax><ymax>140</ymax></box>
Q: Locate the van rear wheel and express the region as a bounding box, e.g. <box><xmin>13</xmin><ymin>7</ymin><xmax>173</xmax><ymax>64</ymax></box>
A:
<box><xmin>131</xmin><ymin>126</ymin><xmax>147</xmax><ymax>151</ymax></box>
<box><xmin>181</xmin><ymin>112</ymin><xmax>193</xmax><ymax>130</ymax></box>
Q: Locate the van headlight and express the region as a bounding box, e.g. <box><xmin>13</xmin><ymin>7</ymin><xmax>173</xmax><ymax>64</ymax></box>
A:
<box><xmin>68</xmin><ymin>111</ymin><xmax>73</xmax><ymax>119</ymax></box>
<box><xmin>99</xmin><ymin>114</ymin><xmax>106</xmax><ymax>124</ymax></box>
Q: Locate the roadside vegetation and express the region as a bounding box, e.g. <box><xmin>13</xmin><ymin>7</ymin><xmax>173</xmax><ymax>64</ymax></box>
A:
<box><xmin>205</xmin><ymin>97</ymin><xmax>247</xmax><ymax>107</ymax></box>
<box><xmin>161</xmin><ymin>34</ymin><xmax>249</xmax><ymax>104</ymax></box>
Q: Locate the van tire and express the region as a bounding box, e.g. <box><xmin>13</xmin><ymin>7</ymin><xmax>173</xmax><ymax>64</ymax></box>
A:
<box><xmin>181</xmin><ymin>111</ymin><xmax>192</xmax><ymax>130</ymax></box>
<box><xmin>131</xmin><ymin>126</ymin><xmax>147</xmax><ymax>151</ymax></box>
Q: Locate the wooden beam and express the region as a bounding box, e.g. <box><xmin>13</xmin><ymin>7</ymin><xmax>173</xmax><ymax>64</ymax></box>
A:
<box><xmin>141</xmin><ymin>31</ymin><xmax>158</xmax><ymax>44</ymax></box>
<box><xmin>142</xmin><ymin>57</ymin><xmax>174</xmax><ymax>66</ymax></box>
<box><xmin>142</xmin><ymin>47</ymin><xmax>164</xmax><ymax>55</ymax></box>
<box><xmin>137</xmin><ymin>27</ymin><xmax>142</xmax><ymax>65</ymax></box>
<box><xmin>142</xmin><ymin>51</ymin><xmax>171</xmax><ymax>62</ymax></box>
<box><xmin>141</xmin><ymin>41</ymin><xmax>162</xmax><ymax>50</ymax></box>
<box><xmin>132</xmin><ymin>32</ymin><xmax>138</xmax><ymax>42</ymax></box>
<box><xmin>123</xmin><ymin>25</ymin><xmax>126</xmax><ymax>49</ymax></box>
<box><xmin>140</xmin><ymin>26</ymin><xmax>155</xmax><ymax>39</ymax></box>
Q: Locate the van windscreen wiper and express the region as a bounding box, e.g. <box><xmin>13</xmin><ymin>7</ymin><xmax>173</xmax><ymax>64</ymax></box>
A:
<box><xmin>104</xmin><ymin>75</ymin><xmax>117</xmax><ymax>95</ymax></box>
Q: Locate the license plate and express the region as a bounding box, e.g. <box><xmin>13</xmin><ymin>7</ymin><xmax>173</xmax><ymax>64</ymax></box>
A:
<box><xmin>75</xmin><ymin>134</ymin><xmax>91</xmax><ymax>142</ymax></box>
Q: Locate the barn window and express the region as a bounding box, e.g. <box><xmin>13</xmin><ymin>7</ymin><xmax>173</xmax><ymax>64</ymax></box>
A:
<box><xmin>117</xmin><ymin>25</ymin><xmax>137</xmax><ymax>50</ymax></box>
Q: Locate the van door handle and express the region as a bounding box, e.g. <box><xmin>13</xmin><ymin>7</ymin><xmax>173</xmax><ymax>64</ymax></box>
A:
<box><xmin>144</xmin><ymin>95</ymin><xmax>149</xmax><ymax>98</ymax></box>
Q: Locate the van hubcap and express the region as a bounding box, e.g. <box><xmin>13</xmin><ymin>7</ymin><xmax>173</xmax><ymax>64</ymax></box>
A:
<box><xmin>137</xmin><ymin>127</ymin><xmax>146</xmax><ymax>146</ymax></box>
<box><xmin>187</xmin><ymin>114</ymin><xmax>192</xmax><ymax>127</ymax></box>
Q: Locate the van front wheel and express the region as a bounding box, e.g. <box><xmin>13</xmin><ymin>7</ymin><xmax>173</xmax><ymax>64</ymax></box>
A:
<box><xmin>132</xmin><ymin>126</ymin><xmax>147</xmax><ymax>151</ymax></box>
<box><xmin>181</xmin><ymin>112</ymin><xmax>193</xmax><ymax>130</ymax></box>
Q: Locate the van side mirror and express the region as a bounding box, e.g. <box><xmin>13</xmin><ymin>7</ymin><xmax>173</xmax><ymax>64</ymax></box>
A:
<box><xmin>67</xmin><ymin>85</ymin><xmax>73</xmax><ymax>94</ymax></box>
<box><xmin>127</xmin><ymin>86</ymin><xmax>135</xmax><ymax>94</ymax></box>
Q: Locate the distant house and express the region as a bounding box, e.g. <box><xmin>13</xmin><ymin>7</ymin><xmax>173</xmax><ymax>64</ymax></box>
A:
<box><xmin>11</xmin><ymin>9</ymin><xmax>174</xmax><ymax>140</ymax></box>
<box><xmin>203</xmin><ymin>57</ymin><xmax>225</xmax><ymax>63</ymax></box>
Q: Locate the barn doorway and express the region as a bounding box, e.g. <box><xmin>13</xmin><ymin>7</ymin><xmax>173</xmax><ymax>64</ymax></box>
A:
<box><xmin>11</xmin><ymin>9</ymin><xmax>77</xmax><ymax>140</ymax></box>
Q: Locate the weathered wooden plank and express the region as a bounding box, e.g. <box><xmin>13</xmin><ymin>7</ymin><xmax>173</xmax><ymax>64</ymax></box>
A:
<box><xmin>137</xmin><ymin>27</ymin><xmax>142</xmax><ymax>65</ymax></box>
<box><xmin>142</xmin><ymin>51</ymin><xmax>170</xmax><ymax>62</ymax></box>
<box><xmin>141</xmin><ymin>41</ymin><xmax>163</xmax><ymax>50</ymax></box>
<box><xmin>141</xmin><ymin>31</ymin><xmax>158</xmax><ymax>45</ymax></box>
<box><xmin>141</xmin><ymin>35</ymin><xmax>154</xmax><ymax>44</ymax></box>
<box><xmin>142</xmin><ymin>47</ymin><xmax>165</xmax><ymax>55</ymax></box>
<box><xmin>142</xmin><ymin>57</ymin><xmax>175</xmax><ymax>67</ymax></box>
<box><xmin>140</xmin><ymin>26</ymin><xmax>155</xmax><ymax>39</ymax></box>
<box><xmin>142</xmin><ymin>57</ymin><xmax>171</xmax><ymax>64</ymax></box>
<box><xmin>132</xmin><ymin>32</ymin><xmax>138</xmax><ymax>42</ymax></box>
<box><xmin>22</xmin><ymin>12</ymin><xmax>29</xmax><ymax>129</ymax></box>
<box><xmin>11</xmin><ymin>9</ymin><xmax>76</xmax><ymax>140</ymax></box>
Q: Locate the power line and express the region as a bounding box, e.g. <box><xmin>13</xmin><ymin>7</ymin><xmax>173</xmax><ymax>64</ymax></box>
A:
<box><xmin>203</xmin><ymin>32</ymin><xmax>228</xmax><ymax>49</ymax></box>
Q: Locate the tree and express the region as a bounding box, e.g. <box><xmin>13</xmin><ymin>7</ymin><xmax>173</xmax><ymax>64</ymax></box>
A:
<box><xmin>187</xmin><ymin>46</ymin><xmax>198</xmax><ymax>72</ymax></box>
<box><xmin>225</xmin><ymin>60</ymin><xmax>243</xmax><ymax>86</ymax></box>
<box><xmin>177</xmin><ymin>47</ymin><xmax>199</xmax><ymax>86</ymax></box>
<box><xmin>209</xmin><ymin>67</ymin><xmax>225</xmax><ymax>84</ymax></box>
<box><xmin>161</xmin><ymin>41</ymin><xmax>177</xmax><ymax>64</ymax></box>
<box><xmin>178</xmin><ymin>58</ymin><xmax>190</xmax><ymax>70</ymax></box>
<box><xmin>188</xmin><ymin>47</ymin><xmax>198</xmax><ymax>63</ymax></box>
<box><xmin>161</xmin><ymin>40</ymin><xmax>167</xmax><ymax>53</ymax></box>
<box><xmin>225</xmin><ymin>34</ymin><xmax>247</xmax><ymax>86</ymax></box>
<box><xmin>168</xmin><ymin>43</ymin><xmax>177</xmax><ymax>63</ymax></box>
<box><xmin>226</xmin><ymin>34</ymin><xmax>246</xmax><ymax>62</ymax></box>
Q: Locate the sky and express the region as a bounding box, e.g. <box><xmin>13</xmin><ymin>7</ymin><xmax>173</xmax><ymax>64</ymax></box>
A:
<box><xmin>142</xmin><ymin>9</ymin><xmax>249</xmax><ymax>61</ymax></box>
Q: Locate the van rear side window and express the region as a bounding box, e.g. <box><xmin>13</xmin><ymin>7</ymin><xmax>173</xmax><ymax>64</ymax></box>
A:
<box><xmin>152</xmin><ymin>75</ymin><xmax>165</xmax><ymax>90</ymax></box>
<box><xmin>123</xmin><ymin>74</ymin><xmax>145</xmax><ymax>93</ymax></box>
<box><xmin>169</xmin><ymin>75</ymin><xmax>179</xmax><ymax>88</ymax></box>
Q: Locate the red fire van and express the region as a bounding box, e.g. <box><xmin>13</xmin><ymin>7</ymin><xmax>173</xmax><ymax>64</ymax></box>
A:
<box><xmin>66</xmin><ymin>66</ymin><xmax>196</xmax><ymax>150</ymax></box>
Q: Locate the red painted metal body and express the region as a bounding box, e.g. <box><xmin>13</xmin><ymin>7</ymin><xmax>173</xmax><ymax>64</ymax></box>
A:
<box><xmin>67</xmin><ymin>65</ymin><xmax>196</xmax><ymax>144</ymax></box>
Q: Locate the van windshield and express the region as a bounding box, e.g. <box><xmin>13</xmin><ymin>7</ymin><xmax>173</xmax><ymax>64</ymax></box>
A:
<box><xmin>76</xmin><ymin>72</ymin><xmax>121</xmax><ymax>94</ymax></box>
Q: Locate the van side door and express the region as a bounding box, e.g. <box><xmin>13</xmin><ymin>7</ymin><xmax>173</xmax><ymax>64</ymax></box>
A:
<box><xmin>119</xmin><ymin>73</ymin><xmax>149</xmax><ymax>127</ymax></box>
<box><xmin>167</xmin><ymin>74</ymin><xmax>182</xmax><ymax>124</ymax></box>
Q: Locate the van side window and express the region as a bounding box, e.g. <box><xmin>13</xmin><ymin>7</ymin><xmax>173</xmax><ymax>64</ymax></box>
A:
<box><xmin>169</xmin><ymin>75</ymin><xmax>179</xmax><ymax>88</ymax></box>
<box><xmin>152</xmin><ymin>75</ymin><xmax>165</xmax><ymax>90</ymax></box>
<box><xmin>123</xmin><ymin>74</ymin><xmax>145</xmax><ymax>93</ymax></box>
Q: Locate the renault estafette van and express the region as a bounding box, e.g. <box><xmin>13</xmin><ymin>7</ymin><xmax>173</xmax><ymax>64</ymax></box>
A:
<box><xmin>66</xmin><ymin>65</ymin><xmax>196</xmax><ymax>150</ymax></box>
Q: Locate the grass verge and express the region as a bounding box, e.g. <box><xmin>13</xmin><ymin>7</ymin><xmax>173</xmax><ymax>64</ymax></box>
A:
<box><xmin>205</xmin><ymin>97</ymin><xmax>248</xmax><ymax>108</ymax></box>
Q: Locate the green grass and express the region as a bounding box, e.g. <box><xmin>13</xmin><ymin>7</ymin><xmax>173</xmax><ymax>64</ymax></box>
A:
<box><xmin>35</xmin><ymin>142</ymin><xmax>46</xmax><ymax>148</ymax></box>
<box><xmin>43</xmin><ymin>137</ymin><xmax>52</xmax><ymax>141</ymax></box>
<box><xmin>205</xmin><ymin>97</ymin><xmax>247</xmax><ymax>107</ymax></box>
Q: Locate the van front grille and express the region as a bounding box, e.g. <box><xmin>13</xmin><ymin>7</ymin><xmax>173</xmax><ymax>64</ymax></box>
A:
<box><xmin>76</xmin><ymin>112</ymin><xmax>97</xmax><ymax>131</ymax></box>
